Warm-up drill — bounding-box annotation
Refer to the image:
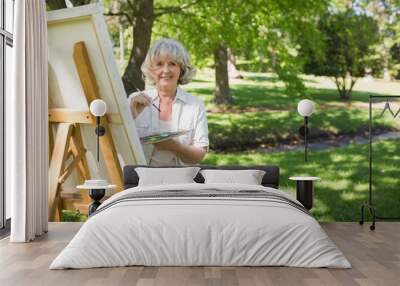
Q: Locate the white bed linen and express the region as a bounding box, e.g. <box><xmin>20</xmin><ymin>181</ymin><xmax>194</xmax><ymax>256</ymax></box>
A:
<box><xmin>50</xmin><ymin>183</ymin><xmax>351</xmax><ymax>269</ymax></box>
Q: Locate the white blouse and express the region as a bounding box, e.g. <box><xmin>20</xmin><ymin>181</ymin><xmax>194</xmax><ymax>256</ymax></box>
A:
<box><xmin>150</xmin><ymin>119</ymin><xmax>176</xmax><ymax>166</ymax></box>
<box><xmin>128</xmin><ymin>87</ymin><xmax>209</xmax><ymax>166</ymax></box>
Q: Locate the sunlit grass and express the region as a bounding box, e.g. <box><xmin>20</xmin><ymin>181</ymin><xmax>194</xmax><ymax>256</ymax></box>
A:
<box><xmin>201</xmin><ymin>139</ymin><xmax>400</xmax><ymax>222</ymax></box>
<box><xmin>62</xmin><ymin>210</ymin><xmax>87</xmax><ymax>222</ymax></box>
<box><xmin>186</xmin><ymin>70</ymin><xmax>400</xmax><ymax>222</ymax></box>
<box><xmin>206</xmin><ymin>107</ymin><xmax>395</xmax><ymax>150</ymax></box>
<box><xmin>186</xmin><ymin>69</ymin><xmax>400</xmax><ymax>104</ymax></box>
<box><xmin>183</xmin><ymin>70</ymin><xmax>400</xmax><ymax>150</ymax></box>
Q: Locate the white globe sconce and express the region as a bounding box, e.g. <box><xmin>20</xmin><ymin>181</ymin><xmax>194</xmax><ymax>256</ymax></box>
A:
<box><xmin>90</xmin><ymin>99</ymin><xmax>107</xmax><ymax>116</ymax></box>
<box><xmin>297</xmin><ymin>99</ymin><xmax>315</xmax><ymax>162</ymax></box>
<box><xmin>297</xmin><ymin>99</ymin><xmax>315</xmax><ymax>117</ymax></box>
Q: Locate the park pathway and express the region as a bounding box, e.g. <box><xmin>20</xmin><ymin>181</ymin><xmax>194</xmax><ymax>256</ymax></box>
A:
<box><xmin>255</xmin><ymin>131</ymin><xmax>400</xmax><ymax>153</ymax></box>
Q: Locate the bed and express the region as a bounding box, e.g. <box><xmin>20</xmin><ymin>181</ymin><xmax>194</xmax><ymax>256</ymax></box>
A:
<box><xmin>50</xmin><ymin>165</ymin><xmax>351</xmax><ymax>269</ymax></box>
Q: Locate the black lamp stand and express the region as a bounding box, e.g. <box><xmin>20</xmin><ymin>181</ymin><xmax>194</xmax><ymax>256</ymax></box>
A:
<box><xmin>95</xmin><ymin>116</ymin><xmax>106</xmax><ymax>162</ymax></box>
<box><xmin>88</xmin><ymin>189</ymin><xmax>105</xmax><ymax>215</ymax></box>
<box><xmin>304</xmin><ymin>116</ymin><xmax>308</xmax><ymax>162</ymax></box>
<box><xmin>299</xmin><ymin>116</ymin><xmax>310</xmax><ymax>162</ymax></box>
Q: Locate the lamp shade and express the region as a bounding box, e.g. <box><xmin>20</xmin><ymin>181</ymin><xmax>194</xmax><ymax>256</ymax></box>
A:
<box><xmin>89</xmin><ymin>99</ymin><xmax>107</xmax><ymax>117</ymax></box>
<box><xmin>297</xmin><ymin>99</ymin><xmax>315</xmax><ymax>117</ymax></box>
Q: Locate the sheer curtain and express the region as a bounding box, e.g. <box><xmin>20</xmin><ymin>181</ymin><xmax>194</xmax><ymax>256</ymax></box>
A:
<box><xmin>7</xmin><ymin>0</ymin><xmax>48</xmax><ymax>242</ymax></box>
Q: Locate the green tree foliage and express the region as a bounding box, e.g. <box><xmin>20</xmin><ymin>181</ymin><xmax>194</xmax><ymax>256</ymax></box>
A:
<box><xmin>390</xmin><ymin>43</ymin><xmax>400</xmax><ymax>79</ymax></box>
<box><xmin>303</xmin><ymin>10</ymin><xmax>380</xmax><ymax>100</ymax></box>
<box><xmin>368</xmin><ymin>0</ymin><xmax>400</xmax><ymax>78</ymax></box>
<box><xmin>48</xmin><ymin>0</ymin><xmax>327</xmax><ymax>102</ymax></box>
<box><xmin>155</xmin><ymin>0</ymin><xmax>328</xmax><ymax>102</ymax></box>
<box><xmin>329</xmin><ymin>0</ymin><xmax>400</xmax><ymax>79</ymax></box>
<box><xmin>251</xmin><ymin>1</ymin><xmax>328</xmax><ymax>97</ymax></box>
<box><xmin>103</xmin><ymin>0</ymin><xmax>208</xmax><ymax>94</ymax></box>
<box><xmin>154</xmin><ymin>0</ymin><xmax>259</xmax><ymax>103</ymax></box>
<box><xmin>46</xmin><ymin>1</ymin><xmax>398</xmax><ymax>99</ymax></box>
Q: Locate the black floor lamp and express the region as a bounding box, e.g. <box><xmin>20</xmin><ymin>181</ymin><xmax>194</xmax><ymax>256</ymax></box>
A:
<box><xmin>297</xmin><ymin>99</ymin><xmax>315</xmax><ymax>162</ymax></box>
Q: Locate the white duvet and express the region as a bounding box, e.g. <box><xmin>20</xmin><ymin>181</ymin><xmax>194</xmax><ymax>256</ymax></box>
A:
<box><xmin>50</xmin><ymin>183</ymin><xmax>351</xmax><ymax>269</ymax></box>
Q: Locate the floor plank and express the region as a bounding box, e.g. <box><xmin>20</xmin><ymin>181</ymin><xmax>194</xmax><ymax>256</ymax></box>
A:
<box><xmin>0</xmin><ymin>222</ymin><xmax>399</xmax><ymax>286</ymax></box>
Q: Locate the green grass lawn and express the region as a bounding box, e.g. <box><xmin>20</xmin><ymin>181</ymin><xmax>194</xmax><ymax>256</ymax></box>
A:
<box><xmin>202</xmin><ymin>138</ymin><xmax>400</xmax><ymax>222</ymax></box>
<box><xmin>184</xmin><ymin>70</ymin><xmax>400</xmax><ymax>151</ymax></box>
<box><xmin>207</xmin><ymin>108</ymin><xmax>395</xmax><ymax>150</ymax></box>
<box><xmin>62</xmin><ymin>210</ymin><xmax>87</xmax><ymax>222</ymax></box>
<box><xmin>185</xmin><ymin>70</ymin><xmax>400</xmax><ymax>221</ymax></box>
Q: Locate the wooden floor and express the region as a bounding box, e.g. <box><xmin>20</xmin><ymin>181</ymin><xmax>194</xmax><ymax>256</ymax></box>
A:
<box><xmin>0</xmin><ymin>222</ymin><xmax>399</xmax><ymax>286</ymax></box>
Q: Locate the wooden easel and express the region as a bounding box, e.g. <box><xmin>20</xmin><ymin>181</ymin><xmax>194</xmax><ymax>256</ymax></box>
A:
<box><xmin>48</xmin><ymin>41</ymin><xmax>123</xmax><ymax>221</ymax></box>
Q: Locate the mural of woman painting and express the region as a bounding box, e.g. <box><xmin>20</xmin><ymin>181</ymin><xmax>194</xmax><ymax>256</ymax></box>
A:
<box><xmin>128</xmin><ymin>38</ymin><xmax>209</xmax><ymax>166</ymax></box>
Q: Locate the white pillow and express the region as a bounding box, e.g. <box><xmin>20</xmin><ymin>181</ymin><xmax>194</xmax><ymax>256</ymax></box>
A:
<box><xmin>135</xmin><ymin>167</ymin><xmax>200</xmax><ymax>186</ymax></box>
<box><xmin>200</xmin><ymin>169</ymin><xmax>266</xmax><ymax>185</ymax></box>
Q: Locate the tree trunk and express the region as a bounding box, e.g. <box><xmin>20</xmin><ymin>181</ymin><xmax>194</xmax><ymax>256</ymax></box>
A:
<box><xmin>334</xmin><ymin>76</ymin><xmax>354</xmax><ymax>100</ymax></box>
<box><xmin>214</xmin><ymin>46</ymin><xmax>232</xmax><ymax>104</ymax></box>
<box><xmin>227</xmin><ymin>48</ymin><xmax>243</xmax><ymax>79</ymax></box>
<box><xmin>339</xmin><ymin>89</ymin><xmax>350</xmax><ymax>100</ymax></box>
<box><xmin>46</xmin><ymin>0</ymin><xmax>67</xmax><ymax>9</ymax></box>
<box><xmin>122</xmin><ymin>0</ymin><xmax>154</xmax><ymax>95</ymax></box>
<box><xmin>345</xmin><ymin>78</ymin><xmax>357</xmax><ymax>99</ymax></box>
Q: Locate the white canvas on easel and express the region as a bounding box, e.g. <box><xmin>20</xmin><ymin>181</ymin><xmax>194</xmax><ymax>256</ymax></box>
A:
<box><xmin>47</xmin><ymin>3</ymin><xmax>147</xmax><ymax>219</ymax></box>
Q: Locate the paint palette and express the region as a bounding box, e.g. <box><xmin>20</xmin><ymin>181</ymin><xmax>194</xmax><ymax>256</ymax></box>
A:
<box><xmin>140</xmin><ymin>130</ymin><xmax>191</xmax><ymax>144</ymax></box>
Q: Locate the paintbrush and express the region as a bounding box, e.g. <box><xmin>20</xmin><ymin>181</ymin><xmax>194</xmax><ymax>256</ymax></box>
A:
<box><xmin>136</xmin><ymin>88</ymin><xmax>161</xmax><ymax>112</ymax></box>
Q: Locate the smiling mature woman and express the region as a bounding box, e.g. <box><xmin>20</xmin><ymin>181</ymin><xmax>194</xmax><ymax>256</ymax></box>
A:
<box><xmin>128</xmin><ymin>38</ymin><xmax>209</xmax><ymax>166</ymax></box>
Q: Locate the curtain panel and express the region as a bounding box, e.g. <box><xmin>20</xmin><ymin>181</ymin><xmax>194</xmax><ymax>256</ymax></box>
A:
<box><xmin>7</xmin><ymin>0</ymin><xmax>48</xmax><ymax>242</ymax></box>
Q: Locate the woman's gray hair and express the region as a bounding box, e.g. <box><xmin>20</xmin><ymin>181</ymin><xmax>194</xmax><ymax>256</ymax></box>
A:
<box><xmin>141</xmin><ymin>38</ymin><xmax>196</xmax><ymax>85</ymax></box>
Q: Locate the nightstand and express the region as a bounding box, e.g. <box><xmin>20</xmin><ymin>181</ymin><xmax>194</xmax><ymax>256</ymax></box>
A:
<box><xmin>289</xmin><ymin>176</ymin><xmax>320</xmax><ymax>210</ymax></box>
<box><xmin>77</xmin><ymin>181</ymin><xmax>115</xmax><ymax>215</ymax></box>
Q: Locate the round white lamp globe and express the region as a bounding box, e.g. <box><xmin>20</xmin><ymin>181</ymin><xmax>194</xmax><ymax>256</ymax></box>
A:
<box><xmin>90</xmin><ymin>99</ymin><xmax>107</xmax><ymax>117</ymax></box>
<box><xmin>297</xmin><ymin>99</ymin><xmax>315</xmax><ymax>117</ymax></box>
